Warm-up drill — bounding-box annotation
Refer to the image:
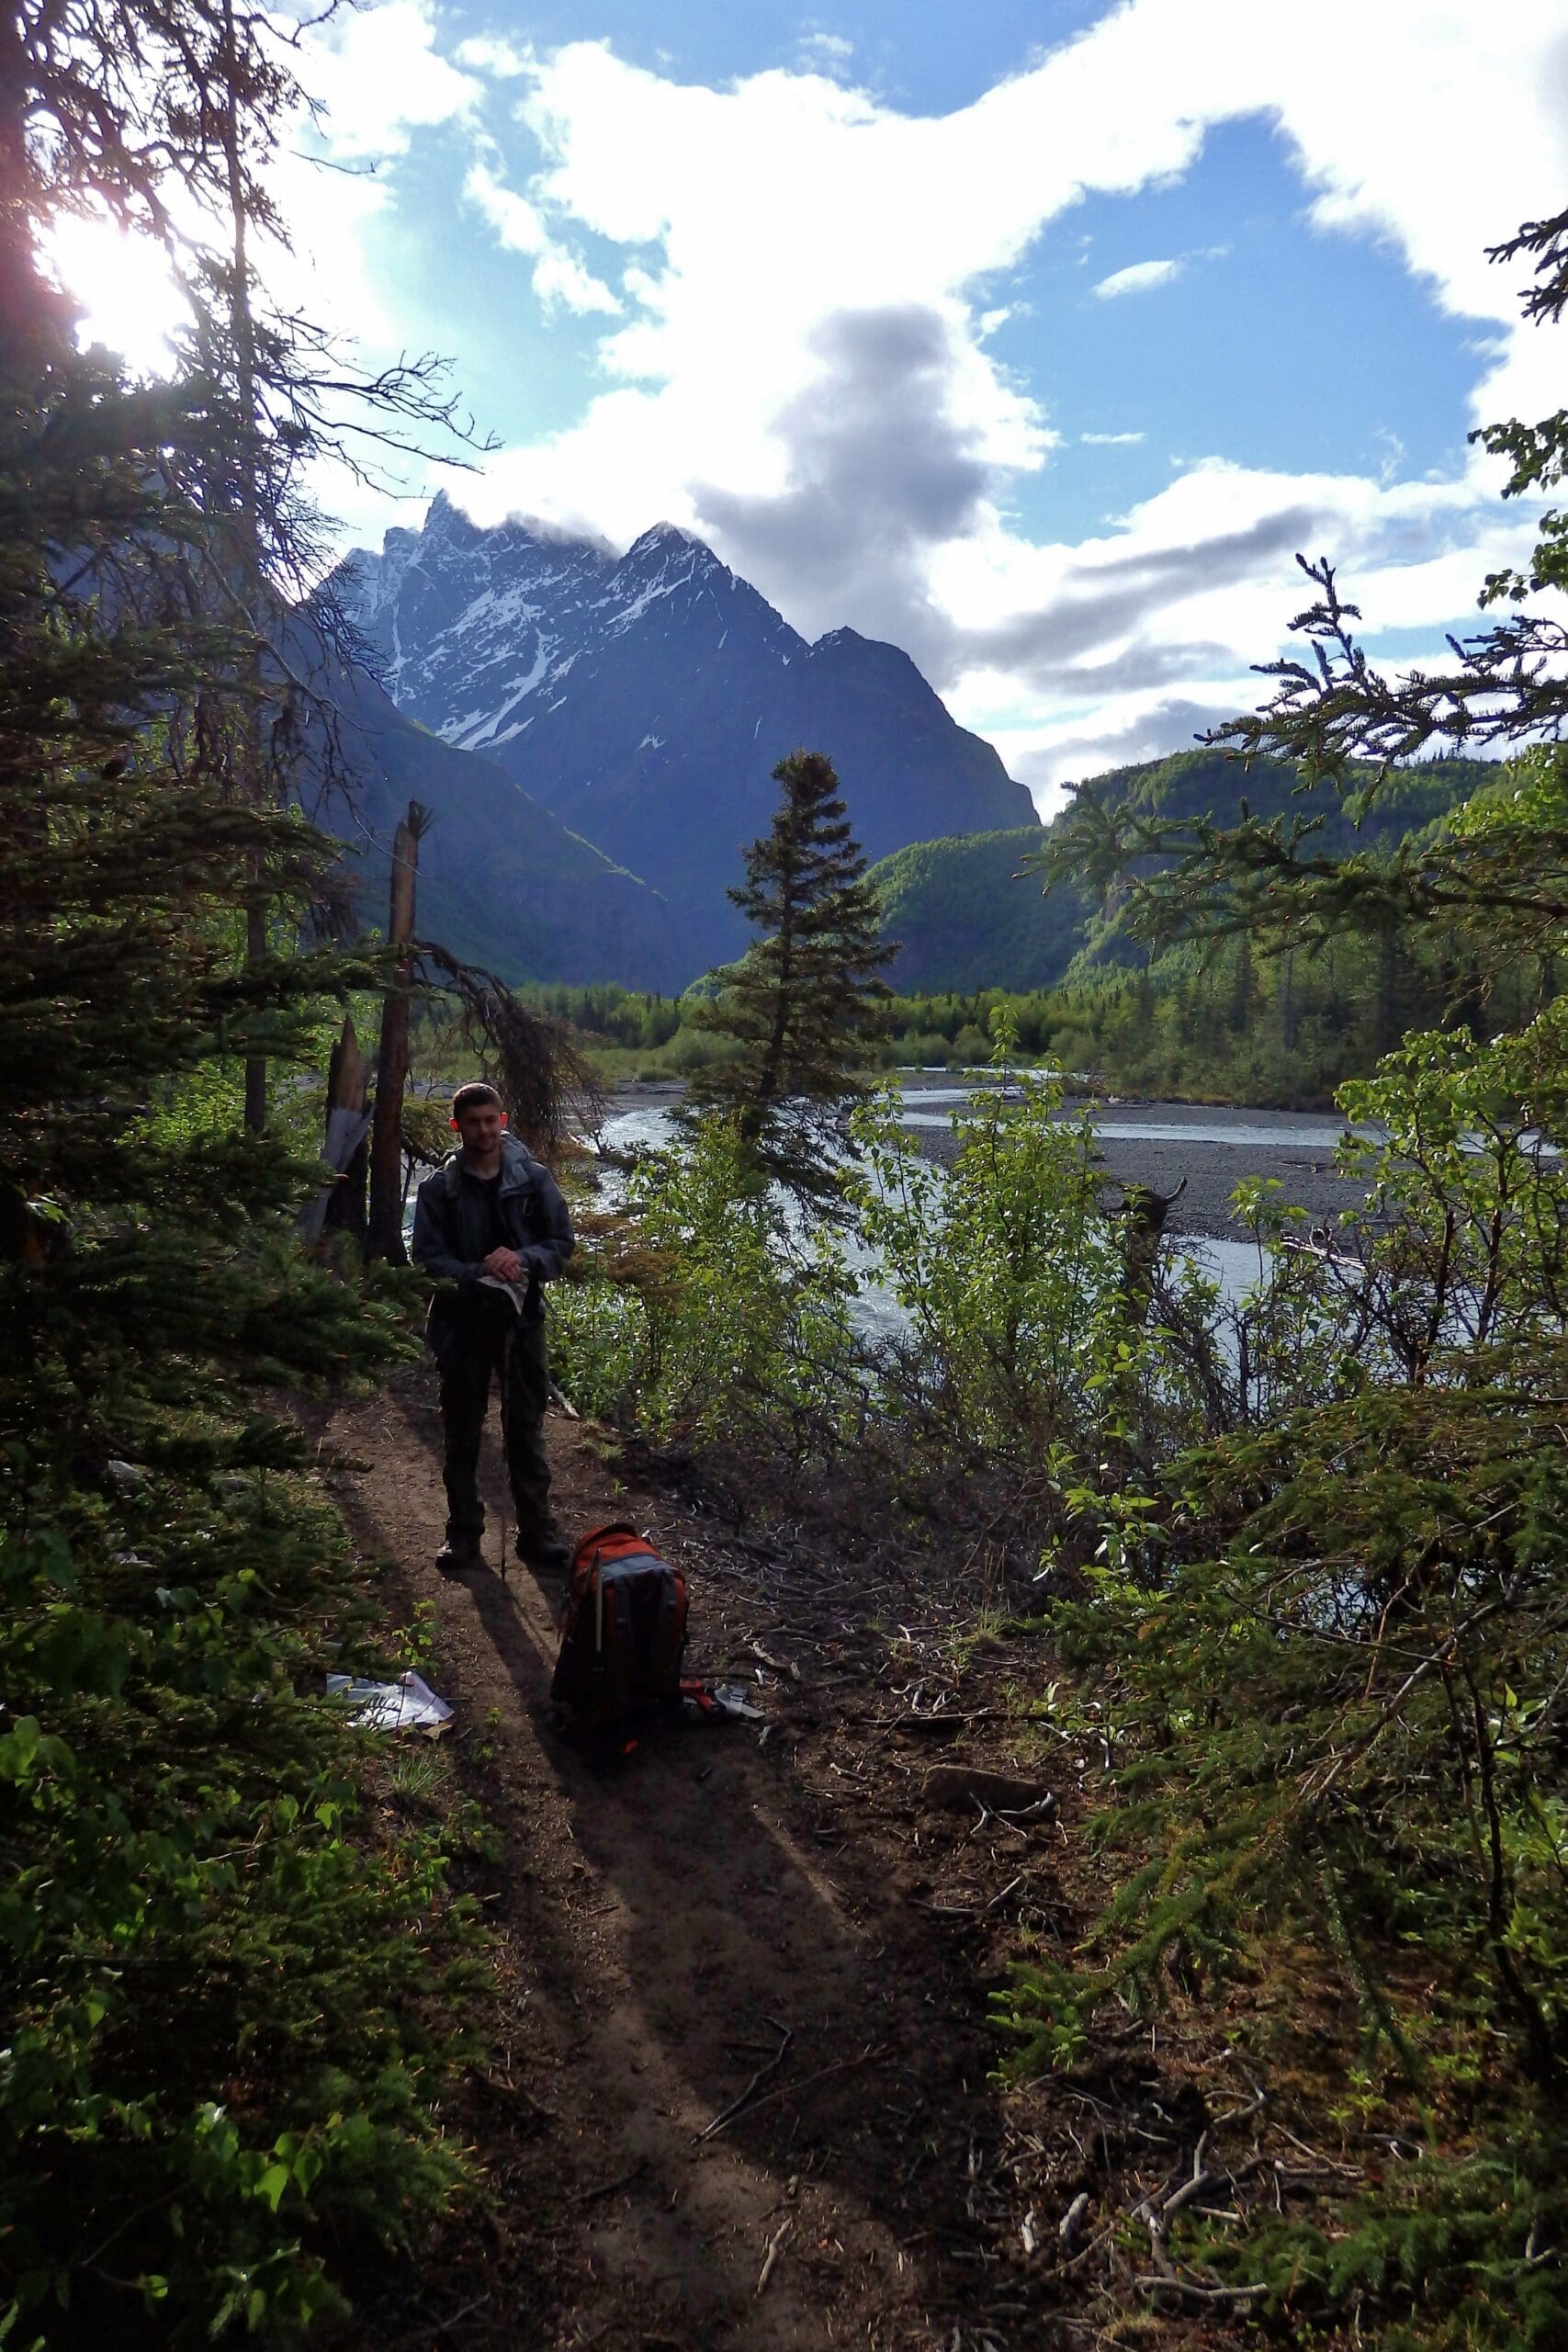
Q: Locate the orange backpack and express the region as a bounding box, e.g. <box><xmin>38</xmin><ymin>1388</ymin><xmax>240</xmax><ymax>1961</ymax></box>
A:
<box><xmin>550</xmin><ymin>1522</ymin><xmax>689</xmax><ymax>1731</ymax></box>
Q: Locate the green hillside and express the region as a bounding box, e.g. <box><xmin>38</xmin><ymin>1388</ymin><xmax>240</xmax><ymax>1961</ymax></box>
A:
<box><xmin>869</xmin><ymin>828</ymin><xmax>1076</xmax><ymax>993</ymax></box>
<box><xmin>1075</xmin><ymin>746</ymin><xmax>1489</xmax><ymax>840</ymax></box>
<box><xmin>320</xmin><ymin>665</ymin><xmax>688</xmax><ymax>990</ymax></box>
<box><xmin>868</xmin><ymin>750</ymin><xmax>1497</xmax><ymax>994</ymax></box>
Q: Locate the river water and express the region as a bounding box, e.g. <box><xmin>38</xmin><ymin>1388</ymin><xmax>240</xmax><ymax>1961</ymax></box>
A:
<box><xmin>592</xmin><ymin>1077</ymin><xmax>1359</xmax><ymax>1325</ymax></box>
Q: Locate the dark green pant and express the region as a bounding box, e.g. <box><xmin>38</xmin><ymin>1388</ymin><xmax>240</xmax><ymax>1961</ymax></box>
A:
<box><xmin>438</xmin><ymin>1311</ymin><xmax>556</xmax><ymax>1550</ymax></box>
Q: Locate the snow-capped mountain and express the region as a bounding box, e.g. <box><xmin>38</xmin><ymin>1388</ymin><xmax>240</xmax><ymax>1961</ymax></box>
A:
<box><xmin>339</xmin><ymin>494</ymin><xmax>1036</xmax><ymax>971</ymax></box>
<box><xmin>311</xmin><ymin>654</ymin><xmax>684</xmax><ymax>992</ymax></box>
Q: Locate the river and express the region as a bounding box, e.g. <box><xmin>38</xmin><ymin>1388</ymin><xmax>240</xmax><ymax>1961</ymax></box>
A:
<box><xmin>597</xmin><ymin>1076</ymin><xmax>1367</xmax><ymax>1238</ymax></box>
<box><xmin>593</xmin><ymin>1075</ymin><xmax>1368</xmax><ymax>1327</ymax></box>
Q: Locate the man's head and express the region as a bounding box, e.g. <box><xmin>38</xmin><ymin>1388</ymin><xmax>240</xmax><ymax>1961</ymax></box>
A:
<box><xmin>451</xmin><ymin>1081</ymin><xmax>506</xmax><ymax>1162</ymax></box>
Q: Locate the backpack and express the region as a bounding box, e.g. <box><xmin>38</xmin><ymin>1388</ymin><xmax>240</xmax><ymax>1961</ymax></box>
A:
<box><xmin>550</xmin><ymin>1522</ymin><xmax>688</xmax><ymax>1731</ymax></box>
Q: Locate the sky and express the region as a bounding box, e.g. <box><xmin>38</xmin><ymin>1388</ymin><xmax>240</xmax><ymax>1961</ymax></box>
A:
<box><xmin>58</xmin><ymin>0</ymin><xmax>1568</xmax><ymax>813</ymax></box>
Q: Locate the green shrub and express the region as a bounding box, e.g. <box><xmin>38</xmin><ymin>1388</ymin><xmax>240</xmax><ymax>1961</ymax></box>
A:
<box><xmin>551</xmin><ymin>1116</ymin><xmax>863</xmax><ymax>1460</ymax></box>
<box><xmin>996</xmin><ymin>1016</ymin><xmax>1568</xmax><ymax>2348</ymax></box>
<box><xmin>851</xmin><ymin>1023</ymin><xmax>1124</xmax><ymax>1470</ymax></box>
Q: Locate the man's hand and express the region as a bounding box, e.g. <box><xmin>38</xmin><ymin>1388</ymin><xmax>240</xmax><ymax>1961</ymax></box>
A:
<box><xmin>483</xmin><ymin>1247</ymin><xmax>525</xmax><ymax>1283</ymax></box>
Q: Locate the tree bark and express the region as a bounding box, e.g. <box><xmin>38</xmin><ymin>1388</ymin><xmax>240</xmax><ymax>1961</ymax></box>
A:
<box><xmin>367</xmin><ymin>805</ymin><xmax>424</xmax><ymax>1263</ymax></box>
<box><xmin>323</xmin><ymin>1013</ymin><xmax>370</xmax><ymax>1241</ymax></box>
<box><xmin>218</xmin><ymin>0</ymin><xmax>271</xmax><ymax>1134</ymax></box>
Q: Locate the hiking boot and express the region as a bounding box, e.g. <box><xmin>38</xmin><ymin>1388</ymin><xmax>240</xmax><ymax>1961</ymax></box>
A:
<box><xmin>516</xmin><ymin>1532</ymin><xmax>571</xmax><ymax>1576</ymax></box>
<box><xmin>435</xmin><ymin>1537</ymin><xmax>482</xmax><ymax>1577</ymax></box>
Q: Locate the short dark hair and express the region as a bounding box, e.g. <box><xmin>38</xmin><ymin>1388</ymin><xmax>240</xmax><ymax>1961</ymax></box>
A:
<box><xmin>451</xmin><ymin>1080</ymin><xmax>502</xmax><ymax>1122</ymax></box>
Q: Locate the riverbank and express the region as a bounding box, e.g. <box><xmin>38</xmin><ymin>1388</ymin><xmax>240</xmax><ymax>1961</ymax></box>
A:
<box><xmin>598</xmin><ymin>1078</ymin><xmax>1368</xmax><ymax>1243</ymax></box>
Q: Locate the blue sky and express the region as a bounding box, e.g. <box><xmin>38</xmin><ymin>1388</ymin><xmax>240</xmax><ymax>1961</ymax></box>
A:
<box><xmin>62</xmin><ymin>0</ymin><xmax>1568</xmax><ymax>807</ymax></box>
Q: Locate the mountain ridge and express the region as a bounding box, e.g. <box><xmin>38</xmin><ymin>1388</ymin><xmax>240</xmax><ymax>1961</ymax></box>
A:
<box><xmin>337</xmin><ymin>498</ymin><xmax>1036</xmax><ymax>968</ymax></box>
<box><xmin>298</xmin><ymin>649</ymin><xmax>688</xmax><ymax>990</ymax></box>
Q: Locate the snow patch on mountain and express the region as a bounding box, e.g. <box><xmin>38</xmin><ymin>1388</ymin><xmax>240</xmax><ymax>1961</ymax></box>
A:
<box><xmin>332</xmin><ymin>495</ymin><xmax>1036</xmax><ymax>969</ymax></box>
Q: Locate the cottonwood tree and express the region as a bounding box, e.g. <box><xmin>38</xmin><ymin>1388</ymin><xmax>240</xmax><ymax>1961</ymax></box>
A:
<box><xmin>689</xmin><ymin>748</ymin><xmax>896</xmax><ymax>1201</ymax></box>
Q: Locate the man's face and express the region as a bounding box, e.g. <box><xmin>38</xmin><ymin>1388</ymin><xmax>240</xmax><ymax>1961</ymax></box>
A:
<box><xmin>457</xmin><ymin>1102</ymin><xmax>505</xmax><ymax>1158</ymax></box>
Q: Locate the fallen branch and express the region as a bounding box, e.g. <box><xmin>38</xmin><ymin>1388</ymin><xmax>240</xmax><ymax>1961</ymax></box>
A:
<box><xmin>756</xmin><ymin>2218</ymin><xmax>792</xmax><ymax>2296</ymax></box>
<box><xmin>402</xmin><ymin>2294</ymin><xmax>494</xmax><ymax>2343</ymax></box>
<box><xmin>702</xmin><ymin>2042</ymin><xmax>892</xmax><ymax>2140</ymax></box>
<box><xmin>696</xmin><ymin>2018</ymin><xmax>793</xmax><ymax>2142</ymax></box>
<box><xmin>1134</xmin><ymin>2275</ymin><xmax>1268</xmax><ymax>2309</ymax></box>
<box><xmin>870</xmin><ymin>1709</ymin><xmax>1007</xmax><ymax>1735</ymax></box>
<box><xmin>570</xmin><ymin>2158</ymin><xmax>649</xmax><ymax>2205</ymax></box>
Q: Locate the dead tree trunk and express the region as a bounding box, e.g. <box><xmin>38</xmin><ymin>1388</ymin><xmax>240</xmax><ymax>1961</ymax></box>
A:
<box><xmin>367</xmin><ymin>802</ymin><xmax>430</xmax><ymax>1263</ymax></box>
<box><xmin>324</xmin><ymin>1015</ymin><xmax>371</xmax><ymax>1240</ymax></box>
<box><xmin>298</xmin><ymin>1014</ymin><xmax>372</xmax><ymax>1246</ymax></box>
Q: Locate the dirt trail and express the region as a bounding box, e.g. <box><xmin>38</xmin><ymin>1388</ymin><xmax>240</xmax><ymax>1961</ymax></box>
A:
<box><xmin>323</xmin><ymin>1367</ymin><xmax>1094</xmax><ymax>2351</ymax></box>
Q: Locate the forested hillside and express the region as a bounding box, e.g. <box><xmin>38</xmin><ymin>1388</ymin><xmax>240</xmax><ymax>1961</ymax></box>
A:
<box><xmin>869</xmin><ymin>830</ymin><xmax>1076</xmax><ymax>992</ymax></box>
<box><xmin>859</xmin><ymin>750</ymin><xmax>1509</xmax><ymax>1101</ymax></box>
<box><xmin>868</xmin><ymin>750</ymin><xmax>1491</xmax><ymax>994</ymax></box>
<box><xmin>320</xmin><ymin>659</ymin><xmax>686</xmax><ymax>989</ymax></box>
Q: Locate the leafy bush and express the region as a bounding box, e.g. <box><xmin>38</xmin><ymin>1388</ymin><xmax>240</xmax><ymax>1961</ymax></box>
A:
<box><xmin>996</xmin><ymin>1019</ymin><xmax>1568</xmax><ymax>2346</ymax></box>
<box><xmin>551</xmin><ymin>1117</ymin><xmax>863</xmax><ymax>1461</ymax></box>
<box><xmin>851</xmin><ymin>1027</ymin><xmax>1125</xmax><ymax>1472</ymax></box>
<box><xmin>1</xmin><ymin>1478</ymin><xmax>484</xmax><ymax>2345</ymax></box>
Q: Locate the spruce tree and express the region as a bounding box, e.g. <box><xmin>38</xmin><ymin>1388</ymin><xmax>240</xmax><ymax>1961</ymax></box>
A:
<box><xmin>0</xmin><ymin>28</ymin><xmax>477</xmax><ymax>2344</ymax></box>
<box><xmin>689</xmin><ymin>748</ymin><xmax>896</xmax><ymax>1200</ymax></box>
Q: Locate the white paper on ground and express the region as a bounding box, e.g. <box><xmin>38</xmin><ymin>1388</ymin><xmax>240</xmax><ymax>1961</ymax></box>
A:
<box><xmin>326</xmin><ymin>1669</ymin><xmax>454</xmax><ymax>1734</ymax></box>
<box><xmin>709</xmin><ymin>1682</ymin><xmax>766</xmax><ymax>1722</ymax></box>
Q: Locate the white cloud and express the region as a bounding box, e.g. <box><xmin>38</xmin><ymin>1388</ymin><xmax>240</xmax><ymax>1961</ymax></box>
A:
<box><xmin>297</xmin><ymin>0</ymin><xmax>479</xmax><ymax>163</ymax></box>
<box><xmin>453</xmin><ymin>31</ymin><xmax>534</xmax><ymax>78</ymax></box>
<box><xmin>937</xmin><ymin>449</ymin><xmax>1533</xmax><ymax>805</ymax></box>
<box><xmin>1081</xmin><ymin>430</ymin><xmax>1146</xmax><ymax>445</ymax></box>
<box><xmin>274</xmin><ymin>0</ymin><xmax>1568</xmax><ymax>796</ymax></box>
<box><xmin>1093</xmin><ymin>240</ymin><xmax>1230</xmax><ymax>299</ymax></box>
<box><xmin>1093</xmin><ymin>256</ymin><xmax>1184</xmax><ymax>298</ymax></box>
<box><xmin>797</xmin><ymin>29</ymin><xmax>855</xmax><ymax>78</ymax></box>
<box><xmin>463</xmin><ymin>155</ymin><xmax>622</xmax><ymax>312</ymax></box>
<box><xmin>253</xmin><ymin>0</ymin><xmax>482</xmax><ymax>358</ymax></box>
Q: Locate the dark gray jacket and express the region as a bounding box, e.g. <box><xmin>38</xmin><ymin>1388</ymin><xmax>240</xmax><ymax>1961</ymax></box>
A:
<box><xmin>411</xmin><ymin>1138</ymin><xmax>574</xmax><ymax>1358</ymax></box>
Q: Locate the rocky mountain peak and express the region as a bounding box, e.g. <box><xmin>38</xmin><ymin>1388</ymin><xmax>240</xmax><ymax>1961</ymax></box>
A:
<box><xmin>335</xmin><ymin>494</ymin><xmax>1037</xmax><ymax>967</ymax></box>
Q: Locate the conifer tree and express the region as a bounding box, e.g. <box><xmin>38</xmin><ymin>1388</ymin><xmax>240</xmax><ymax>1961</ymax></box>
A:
<box><xmin>1002</xmin><ymin>207</ymin><xmax>1568</xmax><ymax>2352</ymax></box>
<box><xmin>0</xmin><ymin>26</ymin><xmax>476</xmax><ymax>2342</ymax></box>
<box><xmin>689</xmin><ymin>749</ymin><xmax>895</xmax><ymax>1199</ymax></box>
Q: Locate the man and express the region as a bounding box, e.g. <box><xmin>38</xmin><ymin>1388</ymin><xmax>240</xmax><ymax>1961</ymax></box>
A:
<box><xmin>411</xmin><ymin>1081</ymin><xmax>575</xmax><ymax>1576</ymax></box>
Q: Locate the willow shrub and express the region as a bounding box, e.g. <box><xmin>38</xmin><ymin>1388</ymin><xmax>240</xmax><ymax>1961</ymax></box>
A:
<box><xmin>848</xmin><ymin>1046</ymin><xmax>1126</xmax><ymax>1473</ymax></box>
<box><xmin>997</xmin><ymin>1016</ymin><xmax>1568</xmax><ymax>2349</ymax></box>
<box><xmin>550</xmin><ymin>1115</ymin><xmax>864</xmax><ymax>1464</ymax></box>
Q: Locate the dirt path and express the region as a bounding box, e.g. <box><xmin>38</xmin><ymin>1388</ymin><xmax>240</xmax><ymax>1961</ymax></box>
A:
<box><xmin>321</xmin><ymin>1367</ymin><xmax>1095</xmax><ymax>2352</ymax></box>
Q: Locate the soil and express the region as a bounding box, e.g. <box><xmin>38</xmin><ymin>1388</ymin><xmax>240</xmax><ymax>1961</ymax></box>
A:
<box><xmin>320</xmin><ymin>1366</ymin><xmax>1258</xmax><ymax>2352</ymax></box>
